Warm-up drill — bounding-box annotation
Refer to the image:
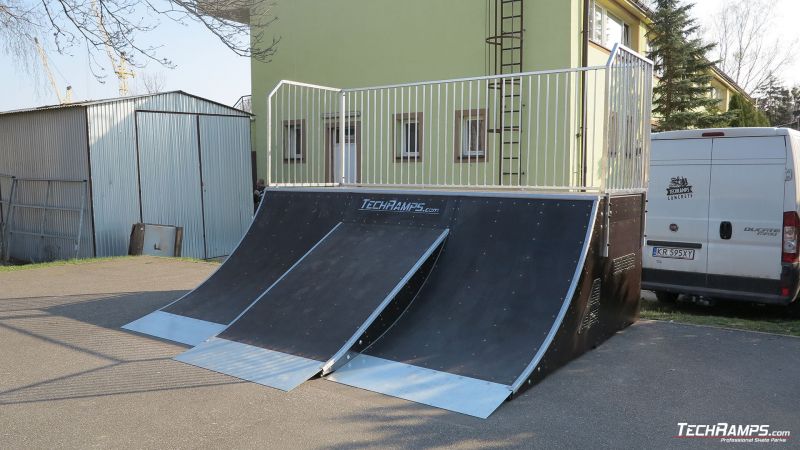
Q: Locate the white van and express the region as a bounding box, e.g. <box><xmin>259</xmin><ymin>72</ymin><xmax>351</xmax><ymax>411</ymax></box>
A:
<box><xmin>643</xmin><ymin>128</ymin><xmax>800</xmax><ymax>305</ymax></box>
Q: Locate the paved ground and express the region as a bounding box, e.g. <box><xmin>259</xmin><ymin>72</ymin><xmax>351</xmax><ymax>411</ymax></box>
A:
<box><xmin>1</xmin><ymin>257</ymin><xmax>798</xmax><ymax>449</ymax></box>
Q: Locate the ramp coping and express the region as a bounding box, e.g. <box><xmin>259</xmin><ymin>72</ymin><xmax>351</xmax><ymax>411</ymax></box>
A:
<box><xmin>321</xmin><ymin>228</ymin><xmax>450</xmax><ymax>375</ymax></box>
<box><xmin>510</xmin><ymin>198</ymin><xmax>600</xmax><ymax>392</ymax></box>
<box><xmin>265</xmin><ymin>187</ymin><xmax>602</xmax><ymax>202</ymax></box>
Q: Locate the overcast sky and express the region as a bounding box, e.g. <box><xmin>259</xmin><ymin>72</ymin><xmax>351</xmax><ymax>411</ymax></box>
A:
<box><xmin>1</xmin><ymin>0</ymin><xmax>799</xmax><ymax>111</ymax></box>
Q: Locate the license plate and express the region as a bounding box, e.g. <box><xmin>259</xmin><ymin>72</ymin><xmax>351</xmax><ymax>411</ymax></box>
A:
<box><xmin>652</xmin><ymin>247</ymin><xmax>695</xmax><ymax>260</ymax></box>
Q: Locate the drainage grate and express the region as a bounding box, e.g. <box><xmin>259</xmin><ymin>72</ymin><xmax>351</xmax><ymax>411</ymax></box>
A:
<box><xmin>579</xmin><ymin>278</ymin><xmax>602</xmax><ymax>334</ymax></box>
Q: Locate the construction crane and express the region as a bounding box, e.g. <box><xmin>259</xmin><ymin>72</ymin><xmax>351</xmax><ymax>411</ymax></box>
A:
<box><xmin>33</xmin><ymin>38</ymin><xmax>73</xmax><ymax>105</ymax></box>
<box><xmin>91</xmin><ymin>0</ymin><xmax>135</xmax><ymax>95</ymax></box>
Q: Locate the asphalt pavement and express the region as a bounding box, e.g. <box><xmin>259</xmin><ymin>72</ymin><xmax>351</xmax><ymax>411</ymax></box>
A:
<box><xmin>0</xmin><ymin>257</ymin><xmax>797</xmax><ymax>449</ymax></box>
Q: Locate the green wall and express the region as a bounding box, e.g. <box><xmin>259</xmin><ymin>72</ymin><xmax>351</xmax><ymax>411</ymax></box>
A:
<box><xmin>251</xmin><ymin>0</ymin><xmax>580</xmax><ymax>181</ymax></box>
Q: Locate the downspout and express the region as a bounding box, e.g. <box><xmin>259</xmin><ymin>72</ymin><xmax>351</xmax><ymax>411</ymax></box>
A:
<box><xmin>580</xmin><ymin>0</ymin><xmax>590</xmax><ymax>188</ymax></box>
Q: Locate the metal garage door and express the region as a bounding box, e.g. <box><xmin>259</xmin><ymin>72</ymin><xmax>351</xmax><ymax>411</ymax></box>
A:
<box><xmin>136</xmin><ymin>112</ymin><xmax>206</xmax><ymax>259</ymax></box>
<box><xmin>198</xmin><ymin>115</ymin><xmax>252</xmax><ymax>258</ymax></box>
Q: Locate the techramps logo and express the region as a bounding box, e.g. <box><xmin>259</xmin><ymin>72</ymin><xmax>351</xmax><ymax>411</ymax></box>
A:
<box><xmin>674</xmin><ymin>423</ymin><xmax>791</xmax><ymax>444</ymax></box>
<box><xmin>359</xmin><ymin>198</ymin><xmax>441</xmax><ymax>215</ymax></box>
<box><xmin>666</xmin><ymin>176</ymin><xmax>693</xmax><ymax>200</ymax></box>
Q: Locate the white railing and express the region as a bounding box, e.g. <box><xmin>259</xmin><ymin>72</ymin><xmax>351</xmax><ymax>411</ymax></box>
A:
<box><xmin>266</xmin><ymin>44</ymin><xmax>652</xmax><ymax>193</ymax></box>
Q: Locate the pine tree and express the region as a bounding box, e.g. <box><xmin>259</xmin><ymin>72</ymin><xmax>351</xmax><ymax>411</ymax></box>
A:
<box><xmin>647</xmin><ymin>0</ymin><xmax>734</xmax><ymax>130</ymax></box>
<box><xmin>728</xmin><ymin>94</ymin><xmax>770</xmax><ymax>127</ymax></box>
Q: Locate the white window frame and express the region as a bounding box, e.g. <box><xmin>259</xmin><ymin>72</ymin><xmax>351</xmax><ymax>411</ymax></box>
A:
<box><xmin>455</xmin><ymin>109</ymin><xmax>487</xmax><ymax>160</ymax></box>
<box><xmin>283</xmin><ymin>120</ymin><xmax>305</xmax><ymax>162</ymax></box>
<box><xmin>394</xmin><ymin>113</ymin><xmax>423</xmax><ymax>160</ymax></box>
<box><xmin>589</xmin><ymin>1</ymin><xmax>632</xmax><ymax>49</ymax></box>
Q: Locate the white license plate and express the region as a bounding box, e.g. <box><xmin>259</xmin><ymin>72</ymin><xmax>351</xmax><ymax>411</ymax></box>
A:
<box><xmin>652</xmin><ymin>247</ymin><xmax>695</xmax><ymax>260</ymax></box>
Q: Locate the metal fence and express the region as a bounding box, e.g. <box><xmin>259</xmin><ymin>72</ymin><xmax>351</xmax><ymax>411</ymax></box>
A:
<box><xmin>0</xmin><ymin>174</ymin><xmax>13</xmax><ymax>259</ymax></box>
<box><xmin>266</xmin><ymin>44</ymin><xmax>652</xmax><ymax>193</ymax></box>
<box><xmin>2</xmin><ymin>177</ymin><xmax>89</xmax><ymax>262</ymax></box>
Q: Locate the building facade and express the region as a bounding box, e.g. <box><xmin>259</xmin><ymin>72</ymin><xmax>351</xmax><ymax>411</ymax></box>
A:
<box><xmin>229</xmin><ymin>0</ymin><xmax>746</xmax><ymax>181</ymax></box>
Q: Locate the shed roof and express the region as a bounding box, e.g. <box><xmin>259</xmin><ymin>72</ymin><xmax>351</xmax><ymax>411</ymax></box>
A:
<box><xmin>0</xmin><ymin>90</ymin><xmax>252</xmax><ymax>117</ymax></box>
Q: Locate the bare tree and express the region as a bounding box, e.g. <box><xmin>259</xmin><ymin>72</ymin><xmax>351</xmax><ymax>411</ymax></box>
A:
<box><xmin>0</xmin><ymin>0</ymin><xmax>278</xmax><ymax>83</ymax></box>
<box><xmin>710</xmin><ymin>0</ymin><xmax>796</xmax><ymax>95</ymax></box>
<box><xmin>139</xmin><ymin>71</ymin><xmax>166</xmax><ymax>93</ymax></box>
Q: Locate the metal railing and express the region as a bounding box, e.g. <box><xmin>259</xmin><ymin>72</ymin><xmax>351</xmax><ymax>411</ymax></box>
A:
<box><xmin>266</xmin><ymin>44</ymin><xmax>652</xmax><ymax>194</ymax></box>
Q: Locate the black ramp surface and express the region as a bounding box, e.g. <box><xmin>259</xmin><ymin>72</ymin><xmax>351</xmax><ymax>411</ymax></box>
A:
<box><xmin>217</xmin><ymin>222</ymin><xmax>447</xmax><ymax>361</ymax></box>
<box><xmin>360</xmin><ymin>197</ymin><xmax>594</xmax><ymax>385</ymax></box>
<box><xmin>162</xmin><ymin>191</ymin><xmax>347</xmax><ymax>324</ymax></box>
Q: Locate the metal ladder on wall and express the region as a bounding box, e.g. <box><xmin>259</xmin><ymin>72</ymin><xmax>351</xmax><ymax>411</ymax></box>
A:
<box><xmin>486</xmin><ymin>0</ymin><xmax>525</xmax><ymax>186</ymax></box>
<box><xmin>2</xmin><ymin>178</ymin><xmax>89</xmax><ymax>262</ymax></box>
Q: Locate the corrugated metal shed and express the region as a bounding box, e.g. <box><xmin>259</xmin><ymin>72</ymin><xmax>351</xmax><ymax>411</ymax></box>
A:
<box><xmin>0</xmin><ymin>91</ymin><xmax>253</xmax><ymax>261</ymax></box>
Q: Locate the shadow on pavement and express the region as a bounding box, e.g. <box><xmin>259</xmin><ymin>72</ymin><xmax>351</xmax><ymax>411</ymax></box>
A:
<box><xmin>0</xmin><ymin>290</ymin><xmax>244</xmax><ymax>406</ymax></box>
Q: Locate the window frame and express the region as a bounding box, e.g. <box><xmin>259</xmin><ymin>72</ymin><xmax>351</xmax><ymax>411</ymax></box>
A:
<box><xmin>282</xmin><ymin>119</ymin><xmax>306</xmax><ymax>163</ymax></box>
<box><xmin>454</xmin><ymin>109</ymin><xmax>488</xmax><ymax>162</ymax></box>
<box><xmin>589</xmin><ymin>1</ymin><xmax>632</xmax><ymax>50</ymax></box>
<box><xmin>393</xmin><ymin>112</ymin><xmax>424</xmax><ymax>161</ymax></box>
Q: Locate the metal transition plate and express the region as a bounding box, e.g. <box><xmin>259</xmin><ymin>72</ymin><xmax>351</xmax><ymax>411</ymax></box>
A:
<box><xmin>328</xmin><ymin>354</ymin><xmax>512</xmax><ymax>419</ymax></box>
<box><xmin>122</xmin><ymin>311</ymin><xmax>227</xmax><ymax>346</ymax></box>
<box><xmin>175</xmin><ymin>338</ymin><xmax>323</xmax><ymax>391</ymax></box>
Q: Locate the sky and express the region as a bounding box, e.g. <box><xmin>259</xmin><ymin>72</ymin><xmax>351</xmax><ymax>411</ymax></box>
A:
<box><xmin>0</xmin><ymin>11</ymin><xmax>252</xmax><ymax>110</ymax></box>
<box><xmin>691</xmin><ymin>0</ymin><xmax>800</xmax><ymax>87</ymax></box>
<box><xmin>1</xmin><ymin>0</ymin><xmax>800</xmax><ymax>111</ymax></box>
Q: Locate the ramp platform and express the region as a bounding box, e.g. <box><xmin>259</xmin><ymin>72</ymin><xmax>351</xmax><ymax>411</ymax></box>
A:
<box><xmin>175</xmin><ymin>222</ymin><xmax>449</xmax><ymax>390</ymax></box>
<box><xmin>126</xmin><ymin>189</ymin><xmax>643</xmax><ymax>418</ymax></box>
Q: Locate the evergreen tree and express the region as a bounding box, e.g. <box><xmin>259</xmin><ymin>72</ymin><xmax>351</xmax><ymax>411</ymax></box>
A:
<box><xmin>728</xmin><ymin>94</ymin><xmax>770</xmax><ymax>127</ymax></box>
<box><xmin>647</xmin><ymin>0</ymin><xmax>734</xmax><ymax>130</ymax></box>
<box><xmin>756</xmin><ymin>75</ymin><xmax>796</xmax><ymax>126</ymax></box>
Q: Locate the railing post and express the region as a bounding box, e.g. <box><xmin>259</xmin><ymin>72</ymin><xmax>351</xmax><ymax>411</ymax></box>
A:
<box><xmin>267</xmin><ymin>87</ymin><xmax>274</xmax><ymax>187</ymax></box>
<box><xmin>339</xmin><ymin>90</ymin><xmax>346</xmax><ymax>186</ymax></box>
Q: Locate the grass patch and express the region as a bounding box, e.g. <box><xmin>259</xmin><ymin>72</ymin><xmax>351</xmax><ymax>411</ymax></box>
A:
<box><xmin>640</xmin><ymin>298</ymin><xmax>800</xmax><ymax>337</ymax></box>
<box><xmin>0</xmin><ymin>255</ymin><xmax>220</xmax><ymax>273</ymax></box>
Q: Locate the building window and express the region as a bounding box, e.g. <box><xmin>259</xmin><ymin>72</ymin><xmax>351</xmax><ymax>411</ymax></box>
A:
<box><xmin>283</xmin><ymin>120</ymin><xmax>305</xmax><ymax>162</ymax></box>
<box><xmin>589</xmin><ymin>2</ymin><xmax>631</xmax><ymax>49</ymax></box>
<box><xmin>394</xmin><ymin>113</ymin><xmax>423</xmax><ymax>160</ymax></box>
<box><xmin>454</xmin><ymin>109</ymin><xmax>487</xmax><ymax>160</ymax></box>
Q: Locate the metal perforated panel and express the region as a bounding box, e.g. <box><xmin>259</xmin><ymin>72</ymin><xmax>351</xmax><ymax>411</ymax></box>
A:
<box><xmin>612</xmin><ymin>253</ymin><xmax>637</xmax><ymax>275</ymax></box>
<box><xmin>579</xmin><ymin>278</ymin><xmax>602</xmax><ymax>334</ymax></box>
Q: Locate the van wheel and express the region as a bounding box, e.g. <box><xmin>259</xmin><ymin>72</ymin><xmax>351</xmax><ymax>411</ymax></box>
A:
<box><xmin>655</xmin><ymin>291</ymin><xmax>679</xmax><ymax>303</ymax></box>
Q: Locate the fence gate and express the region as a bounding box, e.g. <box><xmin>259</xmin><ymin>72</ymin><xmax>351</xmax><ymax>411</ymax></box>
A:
<box><xmin>2</xmin><ymin>177</ymin><xmax>88</xmax><ymax>262</ymax></box>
